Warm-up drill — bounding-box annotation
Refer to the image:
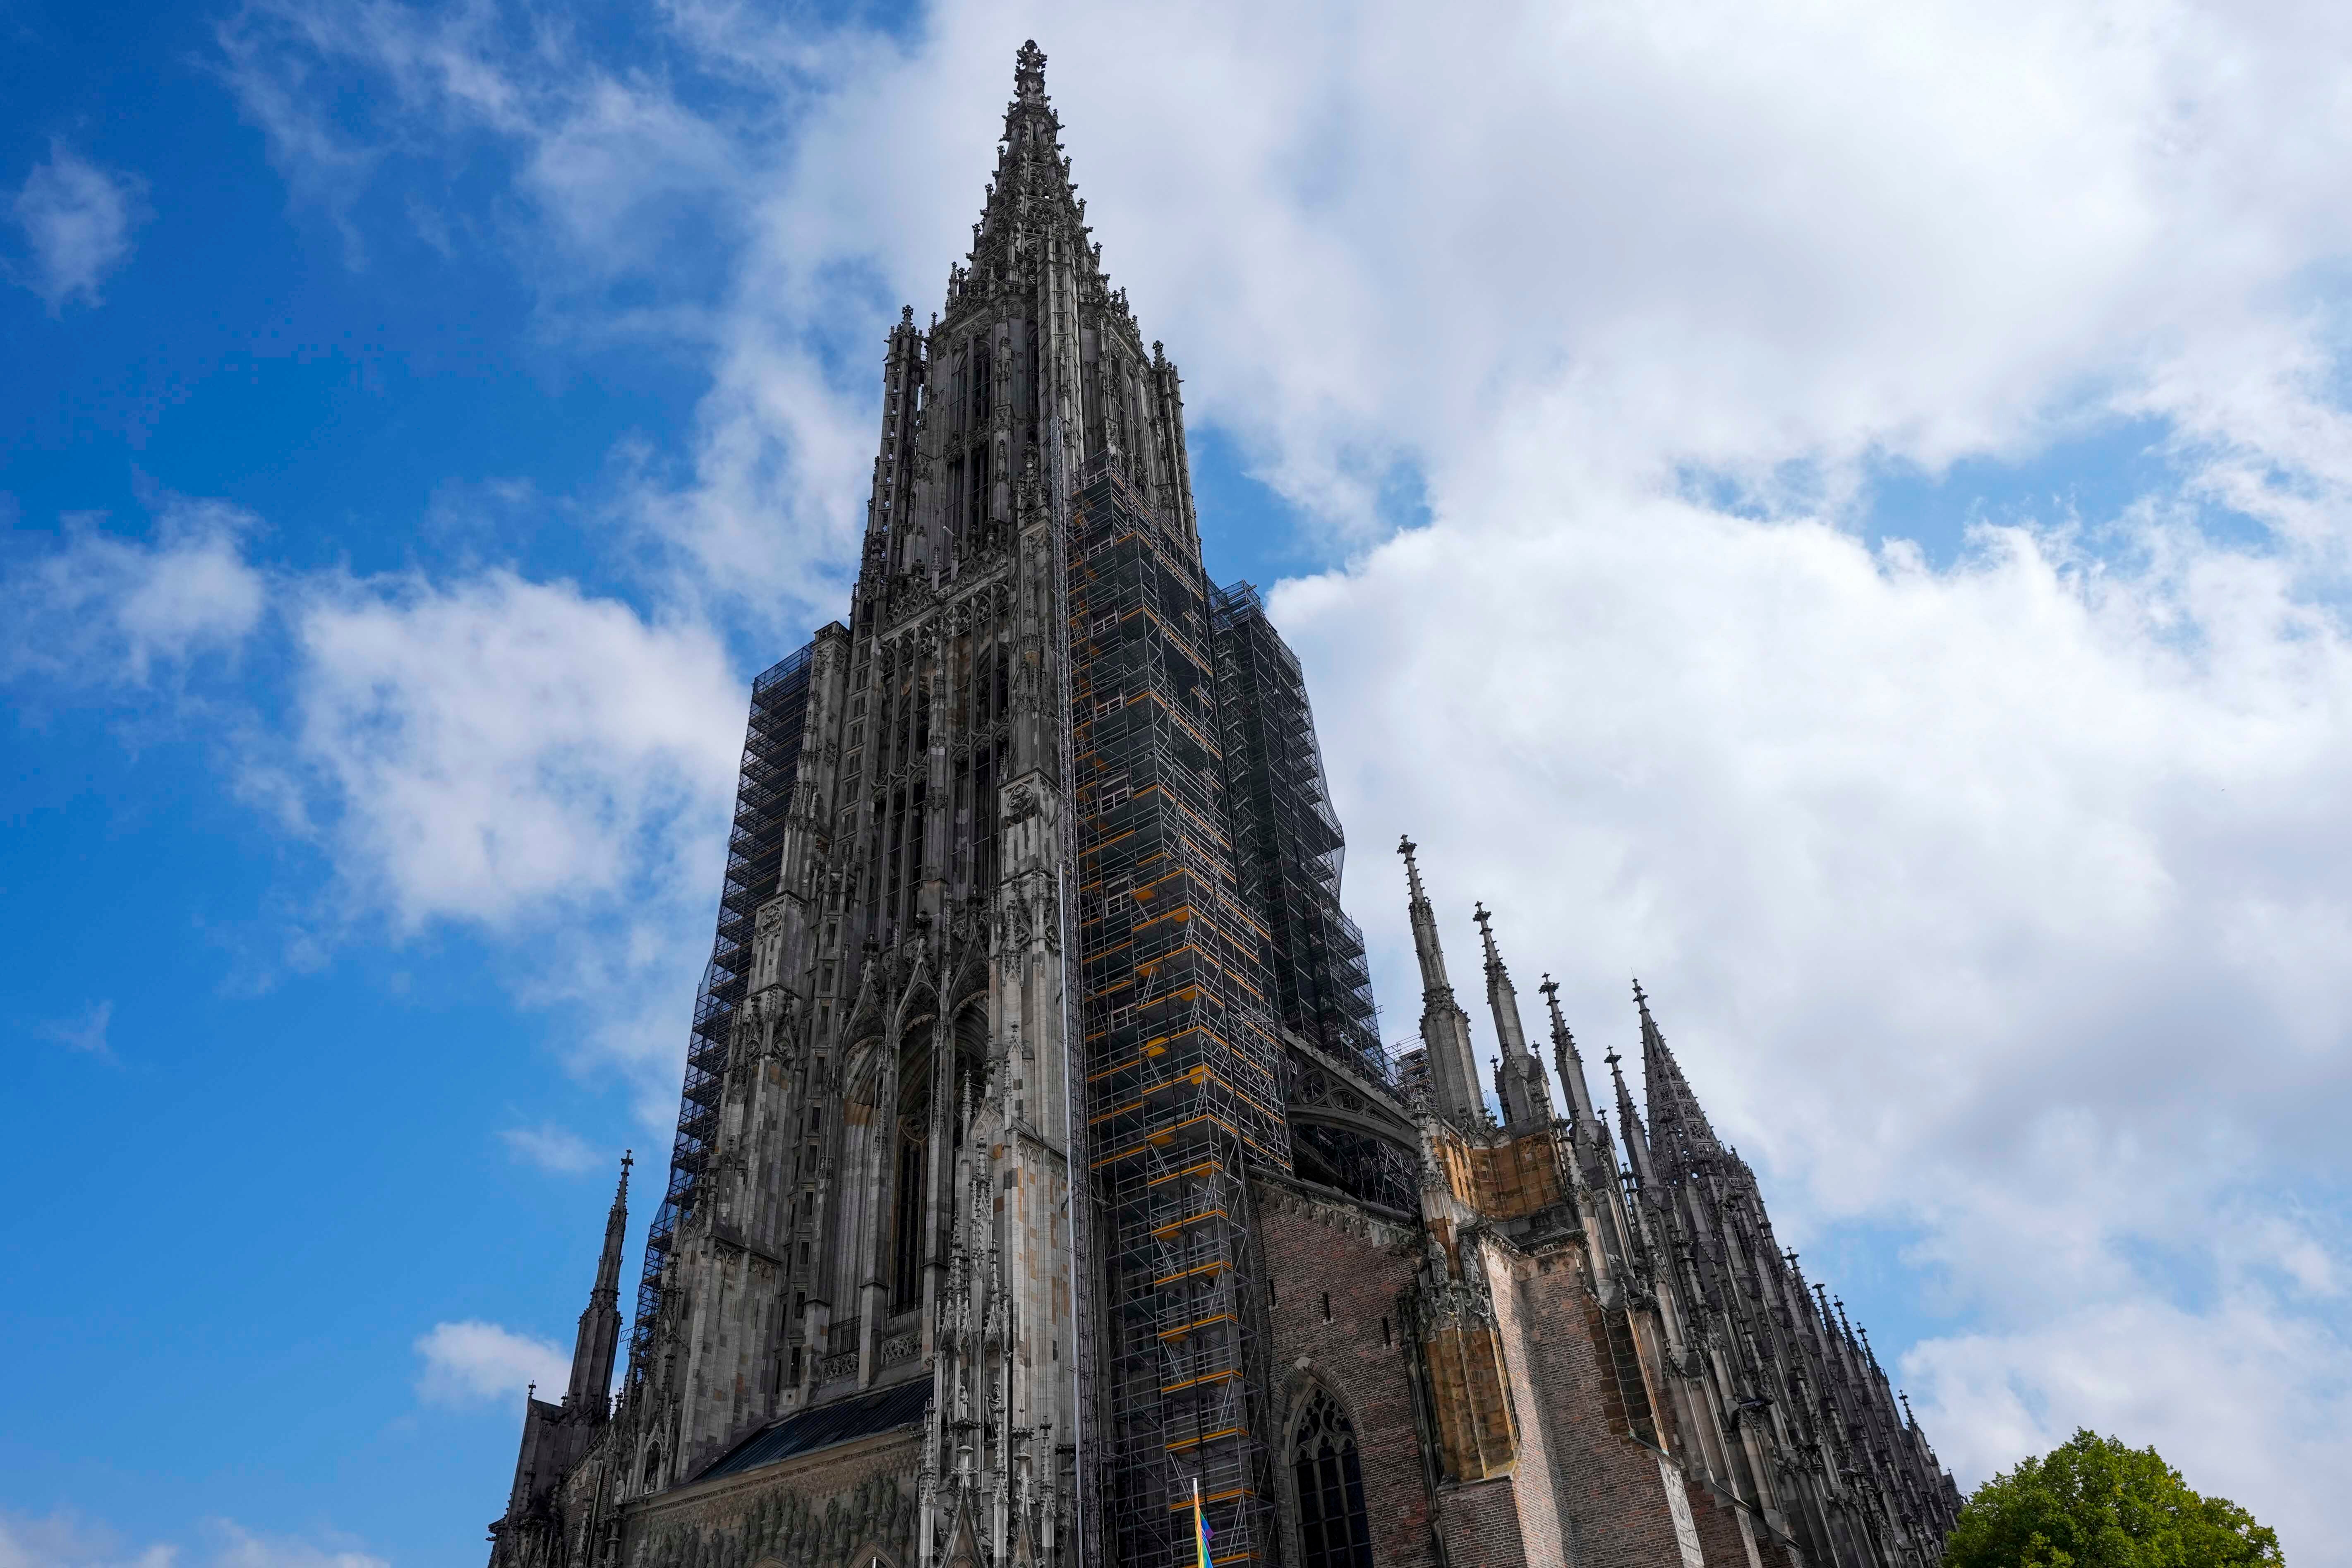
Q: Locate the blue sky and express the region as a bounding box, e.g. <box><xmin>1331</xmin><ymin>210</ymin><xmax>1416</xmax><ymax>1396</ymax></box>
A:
<box><xmin>8</xmin><ymin>2</ymin><xmax>2352</xmax><ymax>1565</ymax></box>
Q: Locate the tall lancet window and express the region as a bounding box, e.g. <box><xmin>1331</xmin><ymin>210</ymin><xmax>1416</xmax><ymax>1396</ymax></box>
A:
<box><xmin>1291</xmin><ymin>1390</ymin><xmax>1374</xmax><ymax>1568</ymax></box>
<box><xmin>891</xmin><ymin>1033</ymin><xmax>932</xmax><ymax>1314</ymax></box>
<box><xmin>967</xmin><ymin>444</ymin><xmax>990</xmax><ymax>543</ymax></box>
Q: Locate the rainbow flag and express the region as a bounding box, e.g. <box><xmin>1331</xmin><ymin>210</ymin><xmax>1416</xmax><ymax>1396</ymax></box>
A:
<box><xmin>1192</xmin><ymin>1478</ymin><xmax>1213</xmax><ymax>1568</ymax></box>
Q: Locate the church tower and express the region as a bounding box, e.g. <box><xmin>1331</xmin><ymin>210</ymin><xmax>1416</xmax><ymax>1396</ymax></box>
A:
<box><xmin>482</xmin><ymin>41</ymin><xmax>1962</xmax><ymax>1568</ymax></box>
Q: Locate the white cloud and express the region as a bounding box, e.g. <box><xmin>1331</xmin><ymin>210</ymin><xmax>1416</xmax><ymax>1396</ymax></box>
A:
<box><xmin>501</xmin><ymin>1122</ymin><xmax>599</xmax><ymax>1174</ymax></box>
<box><xmin>1274</xmin><ymin>470</ymin><xmax>2352</xmax><ymax>1548</ymax></box>
<box><xmin>278</xmin><ymin>567</ymin><xmax>739</xmax><ymax>929</ymax></box>
<box><xmin>0</xmin><ymin>1514</ymin><xmax>175</xmax><ymax>1568</ymax></box>
<box><xmin>0</xmin><ymin>1516</ymin><xmax>381</xmax><ymax>1568</ymax></box>
<box><xmin>1908</xmin><ymin>1290</ymin><xmax>2352</xmax><ymax>1536</ymax></box>
<box><xmin>37</xmin><ymin>1001</ymin><xmax>115</xmax><ymax>1062</ymax></box>
<box><xmin>260</xmin><ymin>566</ymin><xmax>741</xmax><ymax>1116</ymax></box>
<box><xmin>201</xmin><ymin>1527</ymin><xmax>382</xmax><ymax>1568</ymax></box>
<box><xmin>415</xmin><ymin>1318</ymin><xmax>569</xmax><ymax>1406</ymax></box>
<box><xmin>1</xmin><ymin>499</ymin><xmax>267</xmax><ymax>688</ymax></box>
<box><xmin>8</xmin><ymin>141</ymin><xmax>149</xmax><ymax>312</ymax></box>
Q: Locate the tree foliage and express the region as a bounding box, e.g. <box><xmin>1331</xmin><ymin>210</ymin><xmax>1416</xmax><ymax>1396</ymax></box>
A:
<box><xmin>1945</xmin><ymin>1429</ymin><xmax>2282</xmax><ymax>1568</ymax></box>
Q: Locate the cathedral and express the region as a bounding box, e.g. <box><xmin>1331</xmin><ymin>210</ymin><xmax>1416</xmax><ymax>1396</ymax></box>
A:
<box><xmin>485</xmin><ymin>42</ymin><xmax>1963</xmax><ymax>1568</ymax></box>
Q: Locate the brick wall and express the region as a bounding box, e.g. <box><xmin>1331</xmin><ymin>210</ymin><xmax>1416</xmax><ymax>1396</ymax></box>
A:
<box><xmin>1254</xmin><ymin>1176</ymin><xmax>1438</xmax><ymax>1568</ymax></box>
<box><xmin>1498</xmin><ymin>1244</ymin><xmax>1695</xmax><ymax>1568</ymax></box>
<box><xmin>1252</xmin><ymin>1172</ymin><xmax>1804</xmax><ymax>1568</ymax></box>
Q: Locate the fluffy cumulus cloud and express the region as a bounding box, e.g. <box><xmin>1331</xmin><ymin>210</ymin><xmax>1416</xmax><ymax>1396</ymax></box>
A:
<box><xmin>277</xmin><ymin>568</ymin><xmax>739</xmax><ymax>930</ymax></box>
<box><xmin>415</xmin><ymin>1319</ymin><xmax>570</xmax><ymax>1407</ymax></box>
<box><xmin>54</xmin><ymin>0</ymin><xmax>2351</xmax><ymax>1556</ymax></box>
<box><xmin>7</xmin><ymin>141</ymin><xmax>149</xmax><ymax>312</ymax></box>
<box><xmin>2</xmin><ymin>499</ymin><xmax>267</xmax><ymax>688</ymax></box>
<box><xmin>0</xmin><ymin>1515</ymin><xmax>382</xmax><ymax>1568</ymax></box>
<box><xmin>0</xmin><ymin>493</ymin><xmax>743</xmax><ymax>1120</ymax></box>
<box><xmin>268</xmin><ymin>567</ymin><xmax>744</xmax><ymax>1112</ymax></box>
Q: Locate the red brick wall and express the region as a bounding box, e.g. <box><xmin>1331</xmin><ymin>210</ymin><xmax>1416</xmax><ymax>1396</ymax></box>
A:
<box><xmin>1253</xmin><ymin>1175</ymin><xmax>1801</xmax><ymax>1568</ymax></box>
<box><xmin>1254</xmin><ymin>1177</ymin><xmax>1438</xmax><ymax>1568</ymax></box>
<box><xmin>1495</xmin><ymin>1244</ymin><xmax>1697</xmax><ymax>1568</ymax></box>
<box><xmin>1434</xmin><ymin>1474</ymin><xmax>1531</xmax><ymax>1567</ymax></box>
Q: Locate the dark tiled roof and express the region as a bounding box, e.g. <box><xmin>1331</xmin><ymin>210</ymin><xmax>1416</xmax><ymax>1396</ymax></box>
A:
<box><xmin>693</xmin><ymin>1379</ymin><xmax>932</xmax><ymax>1483</ymax></box>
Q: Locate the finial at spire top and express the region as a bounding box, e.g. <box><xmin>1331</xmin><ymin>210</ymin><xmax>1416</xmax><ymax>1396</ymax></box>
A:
<box><xmin>1014</xmin><ymin>40</ymin><xmax>1048</xmax><ymax>104</ymax></box>
<box><xmin>1398</xmin><ymin>834</ymin><xmax>1429</xmax><ymax>903</ymax></box>
<box><xmin>1473</xmin><ymin>902</ymin><xmax>1510</xmax><ymax>981</ymax></box>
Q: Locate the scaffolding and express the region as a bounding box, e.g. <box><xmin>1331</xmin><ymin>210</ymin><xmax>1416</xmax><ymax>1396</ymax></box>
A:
<box><xmin>1211</xmin><ymin>583</ymin><xmax>1414</xmax><ymax>1212</ymax></box>
<box><xmin>626</xmin><ymin>643</ymin><xmax>816</xmax><ymax>1384</ymax></box>
<box><xmin>1208</xmin><ymin>583</ymin><xmax>1384</xmax><ymax>1082</ymax></box>
<box><xmin>1069</xmin><ymin>457</ymin><xmax>1290</xmax><ymax>1568</ymax></box>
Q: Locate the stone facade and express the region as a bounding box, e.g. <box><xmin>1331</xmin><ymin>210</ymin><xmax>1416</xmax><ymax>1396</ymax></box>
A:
<box><xmin>482</xmin><ymin>40</ymin><xmax>1963</xmax><ymax>1568</ymax></box>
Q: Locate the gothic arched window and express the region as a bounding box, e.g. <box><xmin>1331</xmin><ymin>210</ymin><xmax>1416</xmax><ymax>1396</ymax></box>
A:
<box><xmin>891</xmin><ymin>1030</ymin><xmax>933</xmax><ymax>1314</ymax></box>
<box><xmin>1291</xmin><ymin>1389</ymin><xmax>1374</xmax><ymax>1568</ymax></box>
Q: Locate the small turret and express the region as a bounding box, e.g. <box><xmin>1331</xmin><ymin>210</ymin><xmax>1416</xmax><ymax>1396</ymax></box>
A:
<box><xmin>1398</xmin><ymin>837</ymin><xmax>1489</xmax><ymax>1132</ymax></box>
<box><xmin>1606</xmin><ymin>1043</ymin><xmax>1656</xmax><ymax>1189</ymax></box>
<box><xmin>1539</xmin><ymin>974</ymin><xmax>1599</xmax><ymax>1134</ymax></box>
<box><xmin>1474</xmin><ymin>903</ymin><xmax>1554</xmax><ymax>1132</ymax></box>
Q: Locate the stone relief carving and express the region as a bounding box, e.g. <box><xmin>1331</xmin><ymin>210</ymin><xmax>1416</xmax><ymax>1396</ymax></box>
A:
<box><xmin>634</xmin><ymin>1474</ymin><xmax>914</xmax><ymax>1568</ymax></box>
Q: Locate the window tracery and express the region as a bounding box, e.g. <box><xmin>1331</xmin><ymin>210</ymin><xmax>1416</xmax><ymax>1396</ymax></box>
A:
<box><xmin>1291</xmin><ymin>1388</ymin><xmax>1375</xmax><ymax>1568</ymax></box>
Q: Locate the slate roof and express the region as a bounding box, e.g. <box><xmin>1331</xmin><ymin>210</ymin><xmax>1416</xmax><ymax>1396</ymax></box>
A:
<box><xmin>692</xmin><ymin>1378</ymin><xmax>932</xmax><ymax>1483</ymax></box>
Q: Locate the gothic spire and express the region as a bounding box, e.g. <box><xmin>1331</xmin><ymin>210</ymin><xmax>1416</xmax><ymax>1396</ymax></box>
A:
<box><xmin>1474</xmin><ymin>903</ymin><xmax>1554</xmax><ymax>1131</ymax></box>
<box><xmin>1399</xmin><ymin>836</ymin><xmax>1489</xmax><ymax>1133</ymax></box>
<box><xmin>563</xmin><ymin>1150</ymin><xmax>631</xmax><ymax>1414</ymax></box>
<box><xmin>1634</xmin><ymin>980</ymin><xmax>1721</xmax><ymax>1183</ymax></box>
<box><xmin>956</xmin><ymin>40</ymin><xmax>1098</xmax><ymax>310</ymax></box>
<box><xmin>1606</xmin><ymin>1043</ymin><xmax>1655</xmax><ymax>1188</ymax></box>
<box><xmin>1540</xmin><ymin>974</ymin><xmax>1599</xmax><ymax>1134</ymax></box>
<box><xmin>1401</xmin><ymin>836</ymin><xmax>1451</xmax><ymax>995</ymax></box>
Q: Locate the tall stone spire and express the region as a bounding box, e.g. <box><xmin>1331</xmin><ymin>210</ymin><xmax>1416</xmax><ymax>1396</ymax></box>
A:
<box><xmin>563</xmin><ymin>1150</ymin><xmax>631</xmax><ymax>1413</ymax></box>
<box><xmin>1539</xmin><ymin>975</ymin><xmax>1599</xmax><ymax>1133</ymax></box>
<box><xmin>1399</xmin><ymin>836</ymin><xmax>1489</xmax><ymax>1131</ymax></box>
<box><xmin>1634</xmin><ymin>980</ymin><xmax>1721</xmax><ymax>1184</ymax></box>
<box><xmin>970</xmin><ymin>40</ymin><xmax>1075</xmax><ymax>258</ymax></box>
<box><xmin>1474</xmin><ymin>903</ymin><xmax>1554</xmax><ymax>1132</ymax></box>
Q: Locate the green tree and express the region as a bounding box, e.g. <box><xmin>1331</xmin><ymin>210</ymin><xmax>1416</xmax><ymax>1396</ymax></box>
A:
<box><xmin>1944</xmin><ymin>1429</ymin><xmax>2282</xmax><ymax>1568</ymax></box>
